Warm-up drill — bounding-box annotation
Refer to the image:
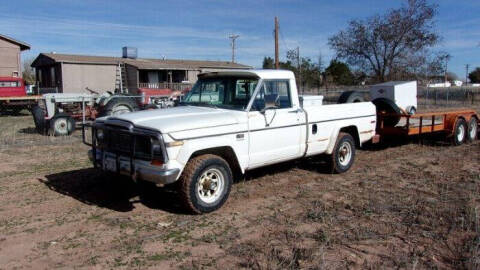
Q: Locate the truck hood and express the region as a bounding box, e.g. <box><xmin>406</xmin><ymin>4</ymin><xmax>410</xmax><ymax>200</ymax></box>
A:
<box><xmin>105</xmin><ymin>106</ymin><xmax>240</xmax><ymax>133</ymax></box>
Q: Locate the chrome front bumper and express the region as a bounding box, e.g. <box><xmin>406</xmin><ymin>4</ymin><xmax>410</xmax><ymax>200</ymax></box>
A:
<box><xmin>88</xmin><ymin>149</ymin><xmax>180</xmax><ymax>185</ymax></box>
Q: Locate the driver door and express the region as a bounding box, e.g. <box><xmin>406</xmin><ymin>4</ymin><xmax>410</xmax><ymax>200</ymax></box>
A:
<box><xmin>247</xmin><ymin>80</ymin><xmax>303</xmax><ymax>168</ymax></box>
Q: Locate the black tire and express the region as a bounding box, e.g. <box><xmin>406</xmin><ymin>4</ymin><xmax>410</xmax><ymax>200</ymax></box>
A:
<box><xmin>452</xmin><ymin>118</ymin><xmax>467</xmax><ymax>146</ymax></box>
<box><xmin>372</xmin><ymin>98</ymin><xmax>402</xmax><ymax>127</ymax></box>
<box><xmin>100</xmin><ymin>97</ymin><xmax>140</xmax><ymax>117</ymax></box>
<box><xmin>329</xmin><ymin>132</ymin><xmax>356</xmax><ymax>174</ymax></box>
<box><xmin>467</xmin><ymin>117</ymin><xmax>478</xmax><ymax>142</ymax></box>
<box><xmin>179</xmin><ymin>154</ymin><xmax>233</xmax><ymax>214</ymax></box>
<box><xmin>32</xmin><ymin>105</ymin><xmax>47</xmax><ymax>135</ymax></box>
<box><xmin>337</xmin><ymin>91</ymin><xmax>365</xmax><ymax>103</ymax></box>
<box><xmin>49</xmin><ymin>114</ymin><xmax>76</xmax><ymax>136</ymax></box>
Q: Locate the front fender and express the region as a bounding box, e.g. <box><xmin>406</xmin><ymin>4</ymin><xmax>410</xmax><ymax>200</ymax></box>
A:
<box><xmin>167</xmin><ymin>134</ymin><xmax>246</xmax><ymax>177</ymax></box>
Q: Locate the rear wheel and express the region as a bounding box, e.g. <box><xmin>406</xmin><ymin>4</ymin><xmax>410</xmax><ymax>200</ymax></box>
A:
<box><xmin>178</xmin><ymin>154</ymin><xmax>233</xmax><ymax>214</ymax></box>
<box><xmin>329</xmin><ymin>132</ymin><xmax>356</xmax><ymax>173</ymax></box>
<box><xmin>32</xmin><ymin>105</ymin><xmax>47</xmax><ymax>135</ymax></box>
<box><xmin>100</xmin><ymin>97</ymin><xmax>139</xmax><ymax>117</ymax></box>
<box><xmin>452</xmin><ymin>118</ymin><xmax>467</xmax><ymax>146</ymax></box>
<box><xmin>467</xmin><ymin>117</ymin><xmax>478</xmax><ymax>142</ymax></box>
<box><xmin>50</xmin><ymin>114</ymin><xmax>75</xmax><ymax>136</ymax></box>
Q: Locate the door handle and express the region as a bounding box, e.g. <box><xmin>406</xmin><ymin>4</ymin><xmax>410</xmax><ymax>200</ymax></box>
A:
<box><xmin>288</xmin><ymin>109</ymin><xmax>301</xmax><ymax>113</ymax></box>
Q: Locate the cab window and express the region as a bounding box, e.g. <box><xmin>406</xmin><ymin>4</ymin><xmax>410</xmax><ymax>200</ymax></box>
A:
<box><xmin>251</xmin><ymin>80</ymin><xmax>291</xmax><ymax>111</ymax></box>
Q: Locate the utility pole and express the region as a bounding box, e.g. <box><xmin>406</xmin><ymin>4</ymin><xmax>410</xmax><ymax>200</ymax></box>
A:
<box><xmin>466</xmin><ymin>64</ymin><xmax>470</xmax><ymax>86</ymax></box>
<box><xmin>229</xmin><ymin>34</ymin><xmax>240</xmax><ymax>63</ymax></box>
<box><xmin>274</xmin><ymin>17</ymin><xmax>279</xmax><ymax>69</ymax></box>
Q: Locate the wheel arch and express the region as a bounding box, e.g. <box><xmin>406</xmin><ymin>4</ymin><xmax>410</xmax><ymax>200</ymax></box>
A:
<box><xmin>326</xmin><ymin>125</ymin><xmax>360</xmax><ymax>154</ymax></box>
<box><xmin>188</xmin><ymin>146</ymin><xmax>243</xmax><ymax>180</ymax></box>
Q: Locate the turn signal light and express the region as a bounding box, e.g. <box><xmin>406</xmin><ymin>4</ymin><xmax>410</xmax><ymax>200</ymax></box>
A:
<box><xmin>151</xmin><ymin>160</ymin><xmax>164</xmax><ymax>166</ymax></box>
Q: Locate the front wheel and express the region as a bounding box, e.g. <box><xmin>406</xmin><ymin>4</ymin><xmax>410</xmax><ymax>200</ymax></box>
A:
<box><xmin>452</xmin><ymin>118</ymin><xmax>467</xmax><ymax>146</ymax></box>
<box><xmin>178</xmin><ymin>154</ymin><xmax>233</xmax><ymax>214</ymax></box>
<box><xmin>50</xmin><ymin>114</ymin><xmax>75</xmax><ymax>136</ymax></box>
<box><xmin>329</xmin><ymin>132</ymin><xmax>356</xmax><ymax>173</ymax></box>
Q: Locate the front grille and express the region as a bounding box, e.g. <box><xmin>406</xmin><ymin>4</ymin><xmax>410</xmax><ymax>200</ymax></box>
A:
<box><xmin>101</xmin><ymin>129</ymin><xmax>153</xmax><ymax>160</ymax></box>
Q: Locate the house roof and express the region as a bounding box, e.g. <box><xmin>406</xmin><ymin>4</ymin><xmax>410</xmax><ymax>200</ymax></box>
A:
<box><xmin>32</xmin><ymin>53</ymin><xmax>251</xmax><ymax>70</ymax></box>
<box><xmin>0</xmin><ymin>34</ymin><xmax>30</xmax><ymax>50</ymax></box>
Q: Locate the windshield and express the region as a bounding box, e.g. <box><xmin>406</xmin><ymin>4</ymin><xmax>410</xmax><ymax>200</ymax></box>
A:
<box><xmin>181</xmin><ymin>77</ymin><xmax>258</xmax><ymax>110</ymax></box>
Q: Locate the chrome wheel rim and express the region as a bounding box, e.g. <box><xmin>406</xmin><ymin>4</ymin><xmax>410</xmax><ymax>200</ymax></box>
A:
<box><xmin>112</xmin><ymin>105</ymin><xmax>131</xmax><ymax>115</ymax></box>
<box><xmin>457</xmin><ymin>124</ymin><xmax>465</xmax><ymax>142</ymax></box>
<box><xmin>338</xmin><ymin>141</ymin><xmax>352</xmax><ymax>166</ymax></box>
<box><xmin>54</xmin><ymin>118</ymin><xmax>68</xmax><ymax>134</ymax></box>
<box><xmin>470</xmin><ymin>120</ymin><xmax>478</xmax><ymax>139</ymax></box>
<box><xmin>197</xmin><ymin>168</ymin><xmax>225</xmax><ymax>204</ymax></box>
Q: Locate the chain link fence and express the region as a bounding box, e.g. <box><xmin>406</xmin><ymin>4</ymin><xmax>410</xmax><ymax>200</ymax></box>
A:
<box><xmin>1</xmin><ymin>87</ymin><xmax>480</xmax><ymax>148</ymax></box>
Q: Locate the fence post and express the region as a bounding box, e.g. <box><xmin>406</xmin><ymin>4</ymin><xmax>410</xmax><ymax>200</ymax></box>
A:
<box><xmin>425</xmin><ymin>88</ymin><xmax>429</xmax><ymax>107</ymax></box>
<box><xmin>446</xmin><ymin>88</ymin><xmax>449</xmax><ymax>106</ymax></box>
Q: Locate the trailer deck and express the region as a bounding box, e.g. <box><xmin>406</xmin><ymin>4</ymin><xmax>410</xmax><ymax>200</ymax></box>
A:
<box><xmin>376</xmin><ymin>109</ymin><xmax>478</xmax><ymax>143</ymax></box>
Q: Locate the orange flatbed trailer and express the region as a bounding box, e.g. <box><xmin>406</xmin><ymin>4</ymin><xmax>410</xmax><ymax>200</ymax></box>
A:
<box><xmin>375</xmin><ymin>109</ymin><xmax>479</xmax><ymax>144</ymax></box>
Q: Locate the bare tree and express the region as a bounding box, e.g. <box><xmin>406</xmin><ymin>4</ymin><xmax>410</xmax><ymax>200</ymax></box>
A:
<box><xmin>328</xmin><ymin>0</ymin><xmax>439</xmax><ymax>82</ymax></box>
<box><xmin>22</xmin><ymin>57</ymin><xmax>36</xmax><ymax>85</ymax></box>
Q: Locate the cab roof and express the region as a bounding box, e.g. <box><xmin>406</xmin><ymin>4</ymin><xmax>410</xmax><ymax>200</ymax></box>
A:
<box><xmin>199</xmin><ymin>69</ymin><xmax>296</xmax><ymax>80</ymax></box>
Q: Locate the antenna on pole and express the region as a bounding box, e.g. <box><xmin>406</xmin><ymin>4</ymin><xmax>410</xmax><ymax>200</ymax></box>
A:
<box><xmin>229</xmin><ymin>34</ymin><xmax>240</xmax><ymax>63</ymax></box>
<box><xmin>274</xmin><ymin>17</ymin><xmax>279</xmax><ymax>69</ymax></box>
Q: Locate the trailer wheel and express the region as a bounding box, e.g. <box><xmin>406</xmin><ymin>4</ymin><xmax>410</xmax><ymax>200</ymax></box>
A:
<box><xmin>337</xmin><ymin>91</ymin><xmax>365</xmax><ymax>103</ymax></box>
<box><xmin>100</xmin><ymin>97</ymin><xmax>139</xmax><ymax>117</ymax></box>
<box><xmin>32</xmin><ymin>105</ymin><xmax>47</xmax><ymax>135</ymax></box>
<box><xmin>452</xmin><ymin>118</ymin><xmax>467</xmax><ymax>146</ymax></box>
<box><xmin>178</xmin><ymin>154</ymin><xmax>233</xmax><ymax>214</ymax></box>
<box><xmin>50</xmin><ymin>114</ymin><xmax>75</xmax><ymax>136</ymax></box>
<box><xmin>467</xmin><ymin>117</ymin><xmax>478</xmax><ymax>142</ymax></box>
<box><xmin>330</xmin><ymin>132</ymin><xmax>356</xmax><ymax>174</ymax></box>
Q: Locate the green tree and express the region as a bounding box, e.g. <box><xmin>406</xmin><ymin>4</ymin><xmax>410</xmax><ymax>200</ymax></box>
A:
<box><xmin>262</xmin><ymin>57</ymin><xmax>275</xmax><ymax>69</ymax></box>
<box><xmin>325</xmin><ymin>60</ymin><xmax>355</xmax><ymax>85</ymax></box>
<box><xmin>469</xmin><ymin>67</ymin><xmax>480</xmax><ymax>83</ymax></box>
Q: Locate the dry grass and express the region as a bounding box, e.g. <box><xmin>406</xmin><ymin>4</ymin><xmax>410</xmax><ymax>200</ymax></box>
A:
<box><xmin>0</xmin><ymin>110</ymin><xmax>479</xmax><ymax>269</ymax></box>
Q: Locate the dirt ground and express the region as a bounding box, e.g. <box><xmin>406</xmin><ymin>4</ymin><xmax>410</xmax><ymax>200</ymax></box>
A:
<box><xmin>0</xmin><ymin>111</ymin><xmax>479</xmax><ymax>269</ymax></box>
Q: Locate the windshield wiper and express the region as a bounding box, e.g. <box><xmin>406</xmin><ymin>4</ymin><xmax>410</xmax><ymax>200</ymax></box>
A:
<box><xmin>179</xmin><ymin>102</ymin><xmax>218</xmax><ymax>109</ymax></box>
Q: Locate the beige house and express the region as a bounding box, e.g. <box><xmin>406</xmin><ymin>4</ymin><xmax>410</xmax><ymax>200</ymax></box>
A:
<box><xmin>0</xmin><ymin>34</ymin><xmax>30</xmax><ymax>77</ymax></box>
<box><xmin>31</xmin><ymin>52</ymin><xmax>251</xmax><ymax>94</ymax></box>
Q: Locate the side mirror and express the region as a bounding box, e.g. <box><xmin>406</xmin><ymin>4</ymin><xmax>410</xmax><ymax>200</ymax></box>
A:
<box><xmin>261</xmin><ymin>94</ymin><xmax>279</xmax><ymax>113</ymax></box>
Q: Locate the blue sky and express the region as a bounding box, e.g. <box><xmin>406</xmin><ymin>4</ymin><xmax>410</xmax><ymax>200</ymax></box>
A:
<box><xmin>1</xmin><ymin>0</ymin><xmax>479</xmax><ymax>78</ymax></box>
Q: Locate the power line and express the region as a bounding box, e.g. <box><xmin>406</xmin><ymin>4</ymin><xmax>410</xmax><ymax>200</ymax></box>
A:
<box><xmin>229</xmin><ymin>34</ymin><xmax>240</xmax><ymax>63</ymax></box>
<box><xmin>278</xmin><ymin>25</ymin><xmax>292</xmax><ymax>52</ymax></box>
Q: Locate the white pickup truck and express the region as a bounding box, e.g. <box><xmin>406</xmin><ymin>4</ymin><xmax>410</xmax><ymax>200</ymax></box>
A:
<box><xmin>86</xmin><ymin>70</ymin><xmax>376</xmax><ymax>213</ymax></box>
